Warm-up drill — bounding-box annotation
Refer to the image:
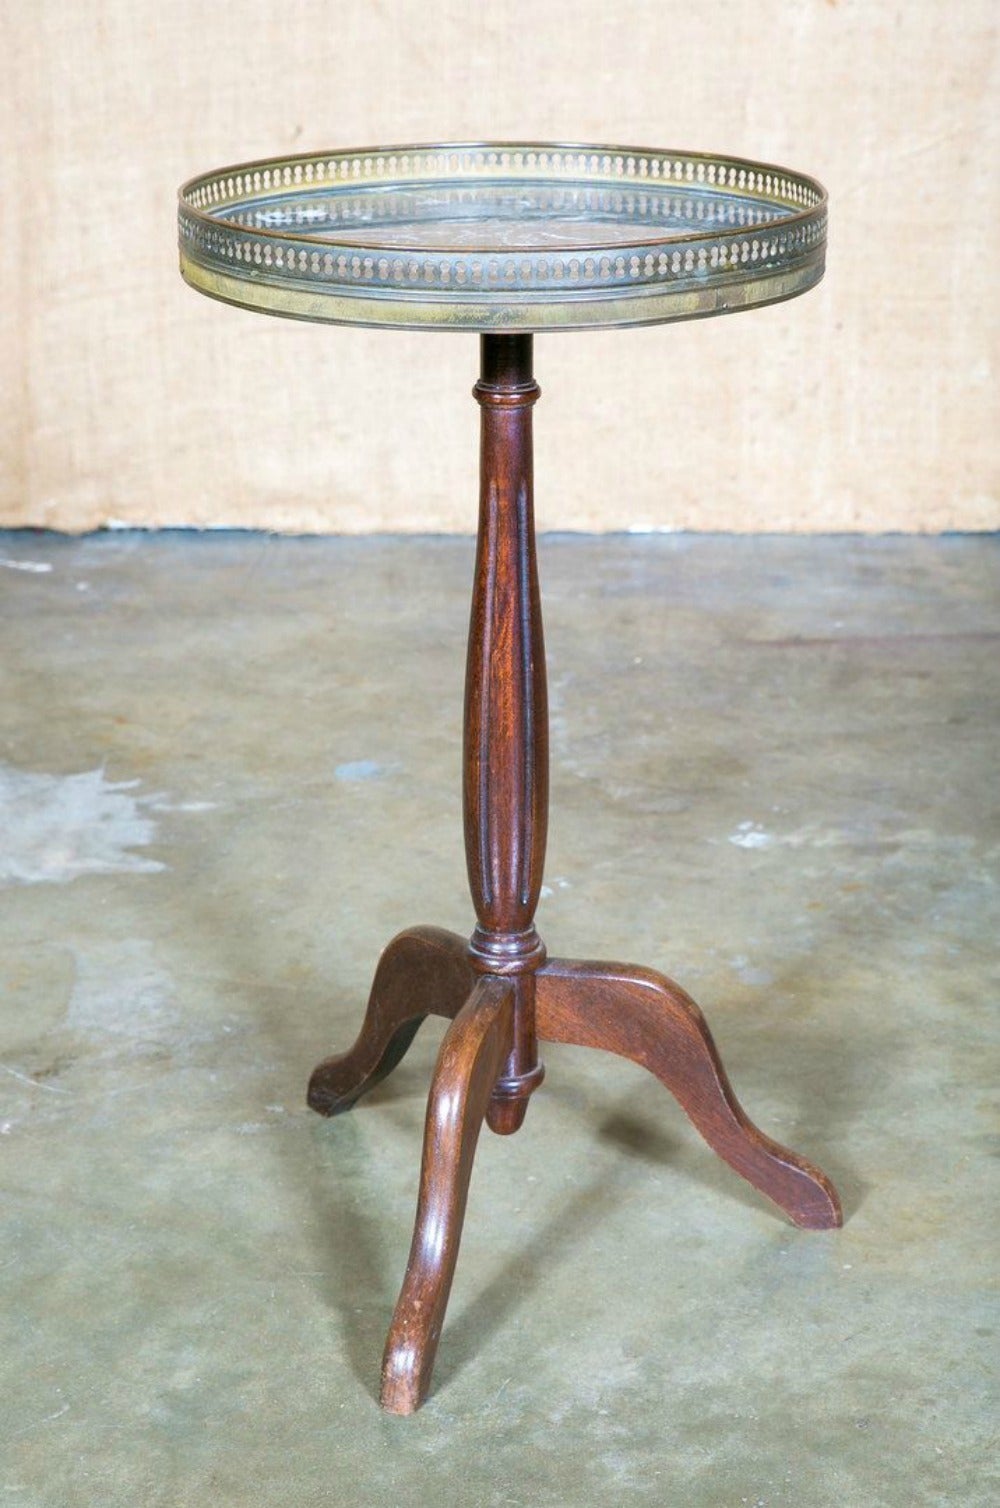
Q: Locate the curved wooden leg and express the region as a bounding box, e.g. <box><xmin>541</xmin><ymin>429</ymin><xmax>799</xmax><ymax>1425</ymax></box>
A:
<box><xmin>381</xmin><ymin>976</ymin><xmax>514</xmax><ymax>1414</ymax></box>
<box><xmin>307</xmin><ymin>926</ymin><xmax>474</xmax><ymax>1117</ymax></box>
<box><xmin>536</xmin><ymin>958</ymin><xmax>841</xmax><ymax>1230</ymax></box>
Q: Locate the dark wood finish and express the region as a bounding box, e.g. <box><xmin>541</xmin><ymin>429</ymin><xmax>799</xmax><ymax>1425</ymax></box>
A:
<box><xmin>466</xmin><ymin>334</ymin><xmax>547</xmax><ymax>1132</ymax></box>
<box><xmin>465</xmin><ymin>333</ymin><xmax>547</xmax><ymax>958</ymax></box>
<box><xmin>307</xmin><ymin>330</ymin><xmax>842</xmax><ymax>1411</ymax></box>
<box><xmin>380</xmin><ymin>976</ymin><xmax>514</xmax><ymax>1414</ymax></box>
<box><xmin>536</xmin><ymin>958</ymin><xmax>842</xmax><ymax>1230</ymax></box>
<box><xmin>307</xmin><ymin>927</ymin><xmax>473</xmax><ymax>1117</ymax></box>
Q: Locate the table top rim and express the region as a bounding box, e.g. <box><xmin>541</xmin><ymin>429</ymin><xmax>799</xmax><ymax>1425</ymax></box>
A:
<box><xmin>178</xmin><ymin>139</ymin><xmax>826</xmax><ymax>244</ymax></box>
<box><xmin>178</xmin><ymin>140</ymin><xmax>827</xmax><ymax>332</ymax></box>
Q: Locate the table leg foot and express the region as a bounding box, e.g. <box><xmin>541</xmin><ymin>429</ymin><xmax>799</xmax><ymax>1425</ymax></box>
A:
<box><xmin>536</xmin><ymin>957</ymin><xmax>842</xmax><ymax>1230</ymax></box>
<box><xmin>381</xmin><ymin>977</ymin><xmax>514</xmax><ymax>1414</ymax></box>
<box><xmin>307</xmin><ymin>926</ymin><xmax>473</xmax><ymax>1117</ymax></box>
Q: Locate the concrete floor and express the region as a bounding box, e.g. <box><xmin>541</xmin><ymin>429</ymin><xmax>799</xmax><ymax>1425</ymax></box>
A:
<box><xmin>1</xmin><ymin>531</ymin><xmax>996</xmax><ymax>1507</ymax></box>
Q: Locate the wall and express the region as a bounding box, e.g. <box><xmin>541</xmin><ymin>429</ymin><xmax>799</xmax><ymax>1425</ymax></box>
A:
<box><xmin>2</xmin><ymin>1</ymin><xmax>997</xmax><ymax>534</ymax></box>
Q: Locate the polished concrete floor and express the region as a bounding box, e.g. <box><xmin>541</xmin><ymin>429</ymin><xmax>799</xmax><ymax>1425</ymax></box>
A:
<box><xmin>1</xmin><ymin>531</ymin><xmax>997</xmax><ymax>1507</ymax></box>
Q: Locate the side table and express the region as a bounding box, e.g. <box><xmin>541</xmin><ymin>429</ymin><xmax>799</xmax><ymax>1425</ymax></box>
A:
<box><xmin>178</xmin><ymin>142</ymin><xmax>841</xmax><ymax>1414</ymax></box>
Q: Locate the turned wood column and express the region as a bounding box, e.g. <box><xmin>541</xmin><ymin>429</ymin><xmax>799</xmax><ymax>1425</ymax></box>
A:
<box><xmin>464</xmin><ymin>333</ymin><xmax>547</xmax><ymax>1134</ymax></box>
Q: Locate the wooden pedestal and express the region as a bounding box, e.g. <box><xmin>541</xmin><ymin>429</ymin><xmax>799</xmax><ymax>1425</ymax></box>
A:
<box><xmin>307</xmin><ymin>334</ymin><xmax>841</xmax><ymax>1414</ymax></box>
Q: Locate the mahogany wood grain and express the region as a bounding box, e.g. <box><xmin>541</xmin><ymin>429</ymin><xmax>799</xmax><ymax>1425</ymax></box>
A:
<box><xmin>536</xmin><ymin>957</ymin><xmax>842</xmax><ymax>1230</ymax></box>
<box><xmin>466</xmin><ymin>334</ymin><xmax>547</xmax><ymax>1129</ymax></box>
<box><xmin>307</xmin><ymin>331</ymin><xmax>842</xmax><ymax>1412</ymax></box>
<box><xmin>465</xmin><ymin>333</ymin><xmax>547</xmax><ymax>955</ymax></box>
<box><xmin>307</xmin><ymin>926</ymin><xmax>473</xmax><ymax>1116</ymax></box>
<box><xmin>381</xmin><ymin>975</ymin><xmax>514</xmax><ymax>1414</ymax></box>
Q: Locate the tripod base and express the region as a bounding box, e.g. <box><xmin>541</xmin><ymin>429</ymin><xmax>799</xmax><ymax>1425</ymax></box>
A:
<box><xmin>307</xmin><ymin>925</ymin><xmax>841</xmax><ymax>1414</ymax></box>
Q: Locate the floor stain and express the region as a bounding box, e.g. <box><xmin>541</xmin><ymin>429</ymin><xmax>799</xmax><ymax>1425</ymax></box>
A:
<box><xmin>0</xmin><ymin>765</ymin><xmax>166</xmax><ymax>884</ymax></box>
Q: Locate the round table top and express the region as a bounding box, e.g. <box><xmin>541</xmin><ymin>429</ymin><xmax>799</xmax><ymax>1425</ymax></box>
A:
<box><xmin>178</xmin><ymin>142</ymin><xmax>826</xmax><ymax>333</ymax></box>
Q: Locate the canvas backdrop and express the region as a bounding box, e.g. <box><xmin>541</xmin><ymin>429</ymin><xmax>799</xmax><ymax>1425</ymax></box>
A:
<box><xmin>2</xmin><ymin>1</ymin><xmax>997</xmax><ymax>534</ymax></box>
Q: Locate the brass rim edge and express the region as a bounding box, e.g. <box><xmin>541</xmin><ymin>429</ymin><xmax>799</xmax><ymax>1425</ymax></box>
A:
<box><xmin>180</xmin><ymin>251</ymin><xmax>824</xmax><ymax>333</ymax></box>
<box><xmin>178</xmin><ymin>140</ymin><xmax>826</xmax><ymax>255</ymax></box>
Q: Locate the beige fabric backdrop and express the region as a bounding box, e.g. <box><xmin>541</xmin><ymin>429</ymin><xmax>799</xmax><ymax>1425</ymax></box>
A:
<box><xmin>2</xmin><ymin>1</ymin><xmax>997</xmax><ymax>534</ymax></box>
